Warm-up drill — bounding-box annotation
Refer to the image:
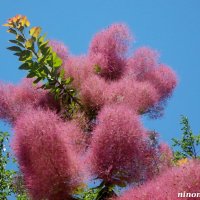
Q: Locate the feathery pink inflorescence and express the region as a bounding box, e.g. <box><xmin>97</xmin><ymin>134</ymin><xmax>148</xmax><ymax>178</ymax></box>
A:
<box><xmin>0</xmin><ymin>79</ymin><xmax>58</xmax><ymax>124</ymax></box>
<box><xmin>89</xmin><ymin>24</ymin><xmax>132</xmax><ymax>80</ymax></box>
<box><xmin>64</xmin><ymin>120</ymin><xmax>87</xmax><ymax>154</ymax></box>
<box><xmin>80</xmin><ymin>74</ymin><xmax>109</xmax><ymax>109</ymax></box>
<box><xmin>127</xmin><ymin>47</ymin><xmax>159</xmax><ymax>79</ymax></box>
<box><xmin>0</xmin><ymin>82</ymin><xmax>16</xmax><ymax>122</ymax></box>
<box><xmin>12</xmin><ymin>108</ymin><xmax>83</xmax><ymax>200</ymax></box>
<box><xmin>80</xmin><ymin>75</ymin><xmax>159</xmax><ymax>113</ymax></box>
<box><xmin>127</xmin><ymin>47</ymin><xmax>177</xmax><ymax>100</ymax></box>
<box><xmin>113</xmin><ymin>160</ymin><xmax>200</xmax><ymax>200</ymax></box>
<box><xmin>158</xmin><ymin>142</ymin><xmax>173</xmax><ymax>170</ymax></box>
<box><xmin>0</xmin><ymin>23</ymin><xmax>179</xmax><ymax>199</ymax></box>
<box><xmin>88</xmin><ymin>104</ymin><xmax>157</xmax><ymax>184</ymax></box>
<box><xmin>141</xmin><ymin>137</ymin><xmax>173</xmax><ymax>179</ymax></box>
<box><xmin>106</xmin><ymin>78</ymin><xmax>159</xmax><ymax>113</ymax></box>
<box><xmin>149</xmin><ymin>64</ymin><xmax>177</xmax><ymax>99</ymax></box>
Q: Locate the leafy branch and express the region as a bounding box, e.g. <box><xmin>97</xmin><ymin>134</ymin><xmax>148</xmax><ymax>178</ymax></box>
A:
<box><xmin>172</xmin><ymin>115</ymin><xmax>200</xmax><ymax>162</ymax></box>
<box><xmin>0</xmin><ymin>131</ymin><xmax>28</xmax><ymax>200</ymax></box>
<box><xmin>0</xmin><ymin>131</ymin><xmax>14</xmax><ymax>199</ymax></box>
<box><xmin>4</xmin><ymin>15</ymin><xmax>82</xmax><ymax>119</ymax></box>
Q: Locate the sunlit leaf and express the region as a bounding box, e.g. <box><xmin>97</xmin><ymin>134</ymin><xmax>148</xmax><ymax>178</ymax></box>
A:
<box><xmin>7</xmin><ymin>28</ymin><xmax>17</xmax><ymax>35</ymax></box>
<box><xmin>3</xmin><ymin>23</ymin><xmax>13</xmax><ymax>27</ymax></box>
<box><xmin>25</xmin><ymin>39</ymin><xmax>33</xmax><ymax>49</ymax></box>
<box><xmin>20</xmin><ymin>16</ymin><xmax>30</xmax><ymax>27</ymax></box>
<box><xmin>60</xmin><ymin>69</ymin><xmax>65</xmax><ymax>79</ymax></box>
<box><xmin>29</xmin><ymin>26</ymin><xmax>41</xmax><ymax>38</ymax></box>
<box><xmin>11</xmin><ymin>15</ymin><xmax>21</xmax><ymax>23</ymax></box>
<box><xmin>37</xmin><ymin>34</ymin><xmax>47</xmax><ymax>46</ymax></box>
<box><xmin>16</xmin><ymin>35</ymin><xmax>25</xmax><ymax>43</ymax></box>
<box><xmin>94</xmin><ymin>64</ymin><xmax>102</xmax><ymax>74</ymax></box>
<box><xmin>52</xmin><ymin>52</ymin><xmax>62</xmax><ymax>67</ymax></box>
<box><xmin>65</xmin><ymin>77</ymin><xmax>73</xmax><ymax>85</ymax></box>
<box><xmin>19</xmin><ymin>50</ymin><xmax>32</xmax><ymax>61</ymax></box>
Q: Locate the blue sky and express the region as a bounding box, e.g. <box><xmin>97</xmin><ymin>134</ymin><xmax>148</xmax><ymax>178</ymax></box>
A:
<box><xmin>0</xmin><ymin>0</ymin><xmax>200</xmax><ymax>185</ymax></box>
<box><xmin>1</xmin><ymin>0</ymin><xmax>199</xmax><ymax>142</ymax></box>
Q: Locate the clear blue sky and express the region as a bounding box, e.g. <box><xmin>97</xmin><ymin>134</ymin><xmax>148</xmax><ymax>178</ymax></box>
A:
<box><xmin>0</xmin><ymin>0</ymin><xmax>200</xmax><ymax>175</ymax></box>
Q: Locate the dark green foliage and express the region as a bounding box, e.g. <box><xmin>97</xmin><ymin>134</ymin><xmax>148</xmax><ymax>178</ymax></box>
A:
<box><xmin>0</xmin><ymin>131</ymin><xmax>28</xmax><ymax>200</ymax></box>
<box><xmin>172</xmin><ymin>115</ymin><xmax>200</xmax><ymax>162</ymax></box>
<box><xmin>6</xmin><ymin>16</ymin><xmax>81</xmax><ymax>119</ymax></box>
<box><xmin>0</xmin><ymin>131</ymin><xmax>14</xmax><ymax>199</ymax></box>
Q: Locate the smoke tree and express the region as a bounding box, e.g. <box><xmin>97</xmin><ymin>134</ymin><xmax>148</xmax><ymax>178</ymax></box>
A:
<box><xmin>0</xmin><ymin>15</ymin><xmax>199</xmax><ymax>200</ymax></box>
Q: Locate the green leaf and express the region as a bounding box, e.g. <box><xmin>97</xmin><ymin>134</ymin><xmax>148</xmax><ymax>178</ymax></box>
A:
<box><xmin>18</xmin><ymin>26</ymin><xmax>25</xmax><ymax>32</ymax></box>
<box><xmin>7</xmin><ymin>28</ymin><xmax>17</xmax><ymax>35</ymax></box>
<box><xmin>7</xmin><ymin>46</ymin><xmax>22</xmax><ymax>52</ymax></box>
<box><xmin>16</xmin><ymin>34</ymin><xmax>25</xmax><ymax>43</ymax></box>
<box><xmin>172</xmin><ymin>115</ymin><xmax>200</xmax><ymax>162</ymax></box>
<box><xmin>19</xmin><ymin>63</ymin><xmax>30</xmax><ymax>70</ymax></box>
<box><xmin>60</xmin><ymin>69</ymin><xmax>65</xmax><ymax>79</ymax></box>
<box><xmin>14</xmin><ymin>52</ymin><xmax>22</xmax><ymax>57</ymax></box>
<box><xmin>40</xmin><ymin>45</ymin><xmax>51</xmax><ymax>56</ymax></box>
<box><xmin>57</xmin><ymin>76</ymin><xmax>62</xmax><ymax>84</ymax></box>
<box><xmin>29</xmin><ymin>26</ymin><xmax>41</xmax><ymax>38</ymax></box>
<box><xmin>37</xmin><ymin>35</ymin><xmax>45</xmax><ymax>46</ymax></box>
<box><xmin>65</xmin><ymin>77</ymin><xmax>73</xmax><ymax>85</ymax></box>
<box><xmin>33</xmin><ymin>77</ymin><xmax>42</xmax><ymax>84</ymax></box>
<box><xmin>94</xmin><ymin>64</ymin><xmax>102</xmax><ymax>74</ymax></box>
<box><xmin>19</xmin><ymin>50</ymin><xmax>32</xmax><ymax>61</ymax></box>
<box><xmin>39</xmin><ymin>40</ymin><xmax>49</xmax><ymax>48</ymax></box>
<box><xmin>9</xmin><ymin>40</ymin><xmax>24</xmax><ymax>48</ymax></box>
<box><xmin>25</xmin><ymin>39</ymin><xmax>33</xmax><ymax>49</ymax></box>
<box><xmin>27</xmin><ymin>72</ymin><xmax>35</xmax><ymax>78</ymax></box>
<box><xmin>52</xmin><ymin>52</ymin><xmax>62</xmax><ymax>67</ymax></box>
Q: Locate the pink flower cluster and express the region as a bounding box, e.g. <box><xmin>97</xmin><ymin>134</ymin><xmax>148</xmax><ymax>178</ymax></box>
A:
<box><xmin>0</xmin><ymin>23</ymin><xmax>179</xmax><ymax>199</ymax></box>
<box><xmin>89</xmin><ymin>24</ymin><xmax>131</xmax><ymax>80</ymax></box>
<box><xmin>87</xmin><ymin>105</ymin><xmax>173</xmax><ymax>185</ymax></box>
<box><xmin>48</xmin><ymin>24</ymin><xmax>176</xmax><ymax>116</ymax></box>
<box><xmin>114</xmin><ymin>160</ymin><xmax>200</xmax><ymax>200</ymax></box>
<box><xmin>0</xmin><ymin>79</ymin><xmax>58</xmax><ymax>124</ymax></box>
<box><xmin>127</xmin><ymin>47</ymin><xmax>177</xmax><ymax>99</ymax></box>
<box><xmin>12</xmin><ymin>108</ymin><xmax>83</xmax><ymax>200</ymax></box>
<box><xmin>88</xmin><ymin>104</ymin><xmax>147</xmax><ymax>184</ymax></box>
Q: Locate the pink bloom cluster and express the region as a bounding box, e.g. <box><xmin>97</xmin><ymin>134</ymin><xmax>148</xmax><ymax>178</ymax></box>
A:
<box><xmin>88</xmin><ymin>104</ymin><xmax>147</xmax><ymax>184</ymax></box>
<box><xmin>64</xmin><ymin>25</ymin><xmax>176</xmax><ymax>116</ymax></box>
<box><xmin>0</xmin><ymin>23</ymin><xmax>179</xmax><ymax>199</ymax></box>
<box><xmin>89</xmin><ymin>24</ymin><xmax>131</xmax><ymax>80</ymax></box>
<box><xmin>0</xmin><ymin>79</ymin><xmax>58</xmax><ymax>124</ymax></box>
<box><xmin>87</xmin><ymin>105</ymin><xmax>172</xmax><ymax>185</ymax></box>
<box><xmin>47</xmin><ymin>24</ymin><xmax>177</xmax><ymax>113</ymax></box>
<box><xmin>127</xmin><ymin>47</ymin><xmax>177</xmax><ymax>99</ymax></box>
<box><xmin>12</xmin><ymin>108</ymin><xmax>83</xmax><ymax>200</ymax></box>
<box><xmin>114</xmin><ymin>160</ymin><xmax>200</xmax><ymax>200</ymax></box>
